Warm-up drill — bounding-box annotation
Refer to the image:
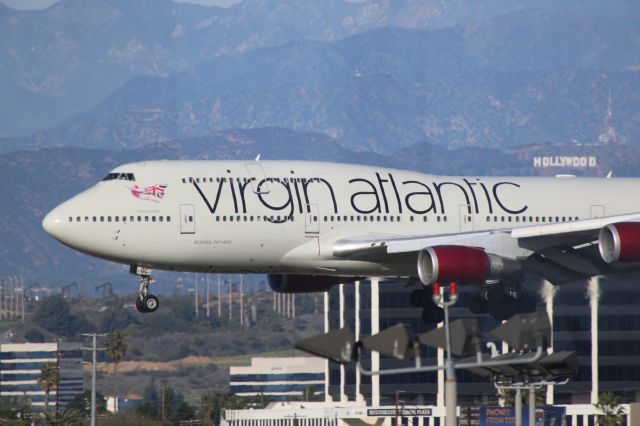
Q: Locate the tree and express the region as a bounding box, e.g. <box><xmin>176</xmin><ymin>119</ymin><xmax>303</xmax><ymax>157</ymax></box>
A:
<box><xmin>200</xmin><ymin>390</ymin><xmax>246</xmax><ymax>426</ymax></box>
<box><xmin>137</xmin><ymin>381</ymin><xmax>195</xmax><ymax>424</ymax></box>
<box><xmin>595</xmin><ymin>392</ymin><xmax>625</xmax><ymax>426</ymax></box>
<box><xmin>106</xmin><ymin>330</ymin><xmax>128</xmax><ymax>400</ymax></box>
<box><xmin>38</xmin><ymin>362</ymin><xmax>59</xmax><ymax>413</ymax></box>
<box><xmin>304</xmin><ymin>384</ymin><xmax>315</xmax><ymax>401</ymax></box>
<box><xmin>33</xmin><ymin>295</ymin><xmax>91</xmax><ymax>337</ymax></box>
<box><xmin>65</xmin><ymin>389</ymin><xmax>107</xmax><ymax>418</ymax></box>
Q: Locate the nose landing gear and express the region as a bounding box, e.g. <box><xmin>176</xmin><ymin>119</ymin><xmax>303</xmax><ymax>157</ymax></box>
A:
<box><xmin>131</xmin><ymin>266</ymin><xmax>160</xmax><ymax>313</ymax></box>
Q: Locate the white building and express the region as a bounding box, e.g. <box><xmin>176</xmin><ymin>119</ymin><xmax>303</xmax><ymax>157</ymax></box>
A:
<box><xmin>0</xmin><ymin>342</ymin><xmax>84</xmax><ymax>411</ymax></box>
<box><xmin>230</xmin><ymin>357</ymin><xmax>325</xmax><ymax>402</ymax></box>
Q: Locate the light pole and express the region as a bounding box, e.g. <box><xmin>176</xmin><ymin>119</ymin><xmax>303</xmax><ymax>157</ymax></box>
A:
<box><xmin>81</xmin><ymin>333</ymin><xmax>106</xmax><ymax>426</ymax></box>
<box><xmin>395</xmin><ymin>390</ymin><xmax>405</xmax><ymax>426</ymax></box>
<box><xmin>432</xmin><ymin>283</ymin><xmax>459</xmax><ymax>426</ymax></box>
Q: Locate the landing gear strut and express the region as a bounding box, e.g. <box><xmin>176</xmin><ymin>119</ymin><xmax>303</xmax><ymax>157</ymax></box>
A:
<box><xmin>131</xmin><ymin>266</ymin><xmax>160</xmax><ymax>313</ymax></box>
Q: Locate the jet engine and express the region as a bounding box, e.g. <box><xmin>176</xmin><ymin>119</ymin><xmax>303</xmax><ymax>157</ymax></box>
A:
<box><xmin>267</xmin><ymin>274</ymin><xmax>352</xmax><ymax>293</ymax></box>
<box><xmin>417</xmin><ymin>245</ymin><xmax>520</xmax><ymax>285</ymax></box>
<box><xmin>599</xmin><ymin>222</ymin><xmax>640</xmax><ymax>263</ymax></box>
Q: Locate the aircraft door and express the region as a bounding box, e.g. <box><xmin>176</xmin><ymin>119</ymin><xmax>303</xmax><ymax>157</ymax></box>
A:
<box><xmin>305</xmin><ymin>204</ymin><xmax>320</xmax><ymax>235</ymax></box>
<box><xmin>459</xmin><ymin>204</ymin><xmax>473</xmax><ymax>232</ymax></box>
<box><xmin>180</xmin><ymin>204</ymin><xmax>196</xmax><ymax>234</ymax></box>
<box><xmin>245</xmin><ymin>163</ymin><xmax>269</xmax><ymax>194</ymax></box>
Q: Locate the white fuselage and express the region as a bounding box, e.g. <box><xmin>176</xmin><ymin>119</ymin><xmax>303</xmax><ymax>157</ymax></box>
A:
<box><xmin>42</xmin><ymin>160</ymin><xmax>640</xmax><ymax>278</ymax></box>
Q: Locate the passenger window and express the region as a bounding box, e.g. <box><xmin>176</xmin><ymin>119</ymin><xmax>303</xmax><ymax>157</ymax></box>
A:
<box><xmin>423</xmin><ymin>217</ymin><xmax>427</xmax><ymax>222</ymax></box>
<box><xmin>108</xmin><ymin>216</ymin><xmax>112</xmax><ymax>222</ymax></box>
<box><xmin>182</xmin><ymin>178</ymin><xmax>186</xmax><ymax>183</ymax></box>
<box><xmin>188</xmin><ymin>216</ymin><xmax>193</xmax><ymax>222</ymax></box>
<box><xmin>437</xmin><ymin>216</ymin><xmax>441</xmax><ymax>222</ymax></box>
<box><xmin>93</xmin><ymin>217</ymin><xmax>97</xmax><ymax>222</ymax></box>
<box><xmin>167</xmin><ymin>216</ymin><xmax>171</xmax><ymax>222</ymax></box>
<box><xmin>68</xmin><ymin>217</ymin><xmax>72</xmax><ymax>222</ymax></box>
<box><xmin>85</xmin><ymin>217</ymin><xmax>89</xmax><ymax>222</ymax></box>
<box><xmin>137</xmin><ymin>216</ymin><xmax>142</xmax><ymax>222</ymax></box>
<box><xmin>152</xmin><ymin>216</ymin><xmax>156</xmax><ymax>222</ymax></box>
<box><xmin>130</xmin><ymin>216</ymin><xmax>134</xmax><ymax>222</ymax></box>
<box><xmin>144</xmin><ymin>216</ymin><xmax>149</xmax><ymax>222</ymax></box>
<box><xmin>115</xmin><ymin>216</ymin><xmax>119</xmax><ymax>222</ymax></box>
<box><xmin>76</xmin><ymin>216</ymin><xmax>81</xmax><ymax>222</ymax></box>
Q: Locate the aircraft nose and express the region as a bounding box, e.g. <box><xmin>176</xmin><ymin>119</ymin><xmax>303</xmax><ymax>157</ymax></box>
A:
<box><xmin>42</xmin><ymin>206</ymin><xmax>67</xmax><ymax>241</ymax></box>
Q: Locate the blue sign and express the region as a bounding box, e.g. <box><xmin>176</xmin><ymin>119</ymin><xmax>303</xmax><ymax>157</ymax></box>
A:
<box><xmin>479</xmin><ymin>406</ymin><xmax>566</xmax><ymax>426</ymax></box>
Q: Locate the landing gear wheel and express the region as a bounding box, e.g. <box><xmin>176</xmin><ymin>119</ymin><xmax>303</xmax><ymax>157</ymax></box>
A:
<box><xmin>421</xmin><ymin>305</ymin><xmax>444</xmax><ymax>324</ymax></box>
<box><xmin>135</xmin><ymin>297</ymin><xmax>148</xmax><ymax>313</ymax></box>
<box><xmin>131</xmin><ymin>265</ymin><xmax>159</xmax><ymax>313</ymax></box>
<box><xmin>486</xmin><ymin>286</ymin><xmax>517</xmax><ymax>321</ymax></box>
<box><xmin>516</xmin><ymin>294</ymin><xmax>536</xmax><ymax>314</ymax></box>
<box><xmin>469</xmin><ymin>295</ymin><xmax>487</xmax><ymax>314</ymax></box>
<box><xmin>409</xmin><ymin>288</ymin><xmax>430</xmax><ymax>307</ymax></box>
<box><xmin>142</xmin><ymin>295</ymin><xmax>159</xmax><ymax>313</ymax></box>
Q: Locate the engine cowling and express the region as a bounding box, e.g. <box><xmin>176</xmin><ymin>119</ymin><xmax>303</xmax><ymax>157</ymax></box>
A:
<box><xmin>417</xmin><ymin>245</ymin><xmax>520</xmax><ymax>285</ymax></box>
<box><xmin>599</xmin><ymin>222</ymin><xmax>640</xmax><ymax>263</ymax></box>
<box><xmin>268</xmin><ymin>274</ymin><xmax>347</xmax><ymax>293</ymax></box>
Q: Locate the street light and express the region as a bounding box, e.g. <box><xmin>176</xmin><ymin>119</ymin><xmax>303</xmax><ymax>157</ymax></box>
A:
<box><xmin>295</xmin><ymin>283</ymin><xmax>554</xmax><ymax>426</ymax></box>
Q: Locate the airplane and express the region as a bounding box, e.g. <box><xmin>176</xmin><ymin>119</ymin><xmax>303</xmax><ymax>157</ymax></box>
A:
<box><xmin>42</xmin><ymin>160</ymin><xmax>640</xmax><ymax>321</ymax></box>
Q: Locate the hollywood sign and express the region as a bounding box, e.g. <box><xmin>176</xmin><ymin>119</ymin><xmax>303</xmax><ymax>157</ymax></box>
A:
<box><xmin>533</xmin><ymin>156</ymin><xmax>597</xmax><ymax>168</ymax></box>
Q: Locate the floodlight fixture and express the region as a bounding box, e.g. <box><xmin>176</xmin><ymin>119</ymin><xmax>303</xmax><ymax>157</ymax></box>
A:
<box><xmin>526</xmin><ymin>351</ymin><xmax>578</xmax><ymax>381</ymax></box>
<box><xmin>360</xmin><ymin>323</ymin><xmax>416</xmax><ymax>360</ymax></box>
<box><xmin>294</xmin><ymin>327</ymin><xmax>355</xmax><ymax>364</ymax></box>
<box><xmin>491</xmin><ymin>312</ymin><xmax>550</xmax><ymax>352</ymax></box>
<box><xmin>418</xmin><ymin>318</ymin><xmax>482</xmax><ymax>356</ymax></box>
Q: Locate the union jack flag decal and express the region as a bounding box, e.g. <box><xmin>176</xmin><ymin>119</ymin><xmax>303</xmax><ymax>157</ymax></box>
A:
<box><xmin>130</xmin><ymin>184</ymin><xmax>168</xmax><ymax>203</ymax></box>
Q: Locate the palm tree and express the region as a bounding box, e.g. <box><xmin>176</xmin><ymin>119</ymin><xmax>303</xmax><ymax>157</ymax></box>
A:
<box><xmin>38</xmin><ymin>362</ymin><xmax>59</xmax><ymax>413</ymax></box>
<box><xmin>106</xmin><ymin>330</ymin><xmax>127</xmax><ymax>403</ymax></box>
<box><xmin>595</xmin><ymin>392</ymin><xmax>625</xmax><ymax>426</ymax></box>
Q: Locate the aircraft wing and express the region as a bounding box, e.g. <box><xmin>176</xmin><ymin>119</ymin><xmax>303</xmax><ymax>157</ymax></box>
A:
<box><xmin>332</xmin><ymin>212</ymin><xmax>640</xmax><ymax>285</ymax></box>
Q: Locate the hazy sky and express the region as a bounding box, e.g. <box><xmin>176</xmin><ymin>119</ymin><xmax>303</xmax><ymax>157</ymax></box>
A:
<box><xmin>0</xmin><ymin>0</ymin><xmax>243</xmax><ymax>9</ymax></box>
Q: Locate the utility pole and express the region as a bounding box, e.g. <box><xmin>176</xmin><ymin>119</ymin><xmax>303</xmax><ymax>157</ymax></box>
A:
<box><xmin>217</xmin><ymin>274</ymin><xmax>221</xmax><ymax>318</ymax></box>
<box><xmin>240</xmin><ymin>275</ymin><xmax>244</xmax><ymax>326</ymax></box>
<box><xmin>55</xmin><ymin>337</ymin><xmax>61</xmax><ymax>422</ymax></box>
<box><xmin>82</xmin><ymin>333</ymin><xmax>106</xmax><ymax>426</ymax></box>
<box><xmin>206</xmin><ymin>274</ymin><xmax>211</xmax><ymax>318</ymax></box>
<box><xmin>228</xmin><ymin>275</ymin><xmax>232</xmax><ymax>321</ymax></box>
<box><xmin>292</xmin><ymin>294</ymin><xmax>296</xmax><ymax>318</ymax></box>
<box><xmin>194</xmin><ymin>273</ymin><xmax>199</xmax><ymax>318</ymax></box>
<box><xmin>20</xmin><ymin>275</ymin><xmax>24</xmax><ymax>323</ymax></box>
<box><xmin>161</xmin><ymin>383</ymin><xmax>166</xmax><ymax>423</ymax></box>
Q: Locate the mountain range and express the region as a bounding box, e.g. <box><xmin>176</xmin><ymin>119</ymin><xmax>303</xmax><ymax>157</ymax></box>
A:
<box><xmin>1</xmin><ymin>0</ymin><xmax>639</xmax><ymax>145</ymax></box>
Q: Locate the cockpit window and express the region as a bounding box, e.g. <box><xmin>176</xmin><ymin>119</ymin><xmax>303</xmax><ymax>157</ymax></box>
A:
<box><xmin>102</xmin><ymin>172</ymin><xmax>136</xmax><ymax>181</ymax></box>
